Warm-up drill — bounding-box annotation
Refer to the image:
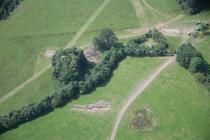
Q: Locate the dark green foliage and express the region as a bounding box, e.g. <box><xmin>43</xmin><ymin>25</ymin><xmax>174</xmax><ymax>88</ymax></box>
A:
<box><xmin>176</xmin><ymin>0</ymin><xmax>210</xmax><ymax>15</ymax></box>
<box><xmin>0</xmin><ymin>82</ymin><xmax>79</xmax><ymax>134</ymax></box>
<box><xmin>193</xmin><ymin>73</ymin><xmax>206</xmax><ymax>83</ymax></box>
<box><xmin>189</xmin><ymin>57</ymin><xmax>208</xmax><ymax>73</ymax></box>
<box><xmin>176</xmin><ymin>43</ymin><xmax>201</xmax><ymax>69</ymax></box>
<box><xmin>52</xmin><ymin>48</ymin><xmax>88</xmax><ymax>85</ymax></box>
<box><xmin>0</xmin><ymin>0</ymin><xmax>22</xmax><ymax>20</ymax></box>
<box><xmin>200</xmin><ymin>23</ymin><xmax>209</xmax><ymax>34</ymax></box>
<box><xmin>93</xmin><ymin>28</ymin><xmax>118</xmax><ymax>52</ymax></box>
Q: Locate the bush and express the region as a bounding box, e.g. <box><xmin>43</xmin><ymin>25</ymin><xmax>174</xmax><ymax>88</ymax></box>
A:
<box><xmin>189</xmin><ymin>57</ymin><xmax>208</xmax><ymax>73</ymax></box>
<box><xmin>193</xmin><ymin>73</ymin><xmax>206</xmax><ymax>83</ymax></box>
<box><xmin>176</xmin><ymin>43</ymin><xmax>201</xmax><ymax>69</ymax></box>
<box><xmin>176</xmin><ymin>0</ymin><xmax>210</xmax><ymax>15</ymax></box>
<box><xmin>52</xmin><ymin>48</ymin><xmax>88</xmax><ymax>85</ymax></box>
<box><xmin>0</xmin><ymin>0</ymin><xmax>23</xmax><ymax>20</ymax></box>
<box><xmin>92</xmin><ymin>28</ymin><xmax>118</xmax><ymax>52</ymax></box>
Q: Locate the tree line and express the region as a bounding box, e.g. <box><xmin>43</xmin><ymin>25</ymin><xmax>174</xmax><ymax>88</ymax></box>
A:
<box><xmin>0</xmin><ymin>28</ymin><xmax>173</xmax><ymax>134</ymax></box>
<box><xmin>176</xmin><ymin>43</ymin><xmax>210</xmax><ymax>91</ymax></box>
<box><xmin>0</xmin><ymin>0</ymin><xmax>23</xmax><ymax>20</ymax></box>
<box><xmin>176</xmin><ymin>0</ymin><xmax>210</xmax><ymax>15</ymax></box>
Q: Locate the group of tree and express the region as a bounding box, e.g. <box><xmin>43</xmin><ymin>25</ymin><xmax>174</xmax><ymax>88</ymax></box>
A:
<box><xmin>176</xmin><ymin>43</ymin><xmax>210</xmax><ymax>91</ymax></box>
<box><xmin>52</xmin><ymin>48</ymin><xmax>88</xmax><ymax>85</ymax></box>
<box><xmin>0</xmin><ymin>0</ymin><xmax>22</xmax><ymax>20</ymax></box>
<box><xmin>176</xmin><ymin>0</ymin><xmax>210</xmax><ymax>15</ymax></box>
<box><xmin>0</xmin><ymin>28</ymin><xmax>173</xmax><ymax>134</ymax></box>
<box><xmin>0</xmin><ymin>81</ymin><xmax>79</xmax><ymax>134</ymax></box>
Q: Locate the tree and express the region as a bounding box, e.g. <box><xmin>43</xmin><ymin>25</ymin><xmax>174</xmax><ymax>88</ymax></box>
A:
<box><xmin>52</xmin><ymin>48</ymin><xmax>88</xmax><ymax>85</ymax></box>
<box><xmin>193</xmin><ymin>73</ymin><xmax>206</xmax><ymax>83</ymax></box>
<box><xmin>200</xmin><ymin>23</ymin><xmax>209</xmax><ymax>34</ymax></box>
<box><xmin>93</xmin><ymin>28</ymin><xmax>118</xmax><ymax>51</ymax></box>
<box><xmin>176</xmin><ymin>43</ymin><xmax>201</xmax><ymax>69</ymax></box>
<box><xmin>176</xmin><ymin>0</ymin><xmax>210</xmax><ymax>15</ymax></box>
<box><xmin>189</xmin><ymin>57</ymin><xmax>208</xmax><ymax>73</ymax></box>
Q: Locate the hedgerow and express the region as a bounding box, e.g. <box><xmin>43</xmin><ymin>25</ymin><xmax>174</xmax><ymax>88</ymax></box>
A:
<box><xmin>0</xmin><ymin>28</ymin><xmax>173</xmax><ymax>134</ymax></box>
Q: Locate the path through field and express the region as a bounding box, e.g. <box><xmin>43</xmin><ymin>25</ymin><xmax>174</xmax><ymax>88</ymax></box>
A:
<box><xmin>131</xmin><ymin>0</ymin><xmax>145</xmax><ymax>23</ymax></box>
<box><xmin>109</xmin><ymin>57</ymin><xmax>175</xmax><ymax>140</ymax></box>
<box><xmin>141</xmin><ymin>0</ymin><xmax>170</xmax><ymax>19</ymax></box>
<box><xmin>0</xmin><ymin>0</ymin><xmax>111</xmax><ymax>104</ymax></box>
<box><xmin>0</xmin><ymin>1</ymin><xmax>189</xmax><ymax>104</ymax></box>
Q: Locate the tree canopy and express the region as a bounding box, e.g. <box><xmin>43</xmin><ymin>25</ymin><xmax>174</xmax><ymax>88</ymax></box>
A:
<box><xmin>92</xmin><ymin>28</ymin><xmax>118</xmax><ymax>51</ymax></box>
<box><xmin>176</xmin><ymin>0</ymin><xmax>210</xmax><ymax>15</ymax></box>
<box><xmin>176</xmin><ymin>43</ymin><xmax>201</xmax><ymax>69</ymax></box>
<box><xmin>52</xmin><ymin>48</ymin><xmax>88</xmax><ymax>85</ymax></box>
<box><xmin>189</xmin><ymin>57</ymin><xmax>208</xmax><ymax>73</ymax></box>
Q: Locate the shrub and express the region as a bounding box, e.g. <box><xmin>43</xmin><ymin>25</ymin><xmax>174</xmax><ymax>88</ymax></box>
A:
<box><xmin>92</xmin><ymin>28</ymin><xmax>118</xmax><ymax>52</ymax></box>
<box><xmin>189</xmin><ymin>57</ymin><xmax>208</xmax><ymax>73</ymax></box>
<box><xmin>176</xmin><ymin>43</ymin><xmax>201</xmax><ymax>69</ymax></box>
<box><xmin>52</xmin><ymin>48</ymin><xmax>88</xmax><ymax>85</ymax></box>
<box><xmin>176</xmin><ymin>0</ymin><xmax>210</xmax><ymax>15</ymax></box>
<box><xmin>193</xmin><ymin>73</ymin><xmax>206</xmax><ymax>83</ymax></box>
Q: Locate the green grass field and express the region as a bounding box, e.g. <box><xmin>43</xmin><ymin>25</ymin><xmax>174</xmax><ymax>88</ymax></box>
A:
<box><xmin>0</xmin><ymin>57</ymin><xmax>164</xmax><ymax>140</ymax></box>
<box><xmin>1</xmin><ymin>0</ymin><xmax>210</xmax><ymax>139</ymax></box>
<box><xmin>0</xmin><ymin>69</ymin><xmax>53</xmax><ymax>115</ymax></box>
<box><xmin>116</xmin><ymin>64</ymin><xmax>210</xmax><ymax>140</ymax></box>
<box><xmin>0</xmin><ymin>0</ymin><xmax>107</xmax><ymax>97</ymax></box>
<box><xmin>0</xmin><ymin>35</ymin><xmax>181</xmax><ymax>116</ymax></box>
<box><xmin>77</xmin><ymin>0</ymin><xmax>182</xmax><ymax>46</ymax></box>
<box><xmin>77</xmin><ymin>0</ymin><xmax>140</xmax><ymax>46</ymax></box>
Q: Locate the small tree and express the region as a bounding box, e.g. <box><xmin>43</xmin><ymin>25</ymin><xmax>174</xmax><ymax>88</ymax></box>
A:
<box><xmin>93</xmin><ymin>28</ymin><xmax>118</xmax><ymax>52</ymax></box>
<box><xmin>189</xmin><ymin>57</ymin><xmax>208</xmax><ymax>73</ymax></box>
<box><xmin>52</xmin><ymin>48</ymin><xmax>88</xmax><ymax>85</ymax></box>
<box><xmin>200</xmin><ymin>23</ymin><xmax>209</xmax><ymax>34</ymax></box>
<box><xmin>193</xmin><ymin>73</ymin><xmax>206</xmax><ymax>83</ymax></box>
<box><xmin>176</xmin><ymin>43</ymin><xmax>201</xmax><ymax>69</ymax></box>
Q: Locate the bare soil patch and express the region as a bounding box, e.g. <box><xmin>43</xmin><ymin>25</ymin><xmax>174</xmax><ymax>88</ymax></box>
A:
<box><xmin>70</xmin><ymin>100</ymin><xmax>110</xmax><ymax>113</ymax></box>
<box><xmin>84</xmin><ymin>47</ymin><xmax>100</xmax><ymax>63</ymax></box>
<box><xmin>131</xmin><ymin>105</ymin><xmax>159</xmax><ymax>132</ymax></box>
<box><xmin>43</xmin><ymin>49</ymin><xmax>56</xmax><ymax>58</ymax></box>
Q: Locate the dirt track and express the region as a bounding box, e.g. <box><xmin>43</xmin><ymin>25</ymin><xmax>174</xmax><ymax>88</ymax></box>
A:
<box><xmin>0</xmin><ymin>1</ymin><xmax>188</xmax><ymax>105</ymax></box>
<box><xmin>0</xmin><ymin>0</ymin><xmax>111</xmax><ymax>104</ymax></box>
<box><xmin>131</xmin><ymin>0</ymin><xmax>145</xmax><ymax>19</ymax></box>
<box><xmin>109</xmin><ymin>57</ymin><xmax>175</xmax><ymax>140</ymax></box>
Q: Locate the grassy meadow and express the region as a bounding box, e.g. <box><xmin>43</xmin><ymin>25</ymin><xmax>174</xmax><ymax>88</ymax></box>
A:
<box><xmin>0</xmin><ymin>0</ymin><xmax>105</xmax><ymax>97</ymax></box>
<box><xmin>116</xmin><ymin>64</ymin><xmax>210</xmax><ymax>140</ymax></box>
<box><xmin>1</xmin><ymin>0</ymin><xmax>210</xmax><ymax>139</ymax></box>
<box><xmin>0</xmin><ymin>57</ymin><xmax>165</xmax><ymax>140</ymax></box>
<box><xmin>0</xmin><ymin>35</ymin><xmax>182</xmax><ymax>116</ymax></box>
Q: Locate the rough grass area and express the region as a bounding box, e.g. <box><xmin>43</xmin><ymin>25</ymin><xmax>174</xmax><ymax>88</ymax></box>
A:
<box><xmin>0</xmin><ymin>69</ymin><xmax>53</xmax><ymax>115</ymax></box>
<box><xmin>0</xmin><ymin>57</ymin><xmax>164</xmax><ymax>140</ymax></box>
<box><xmin>116</xmin><ymin>64</ymin><xmax>210</xmax><ymax>140</ymax></box>
<box><xmin>0</xmin><ymin>0</ymin><xmax>104</xmax><ymax>97</ymax></box>
<box><xmin>166</xmin><ymin>36</ymin><xmax>182</xmax><ymax>49</ymax></box>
